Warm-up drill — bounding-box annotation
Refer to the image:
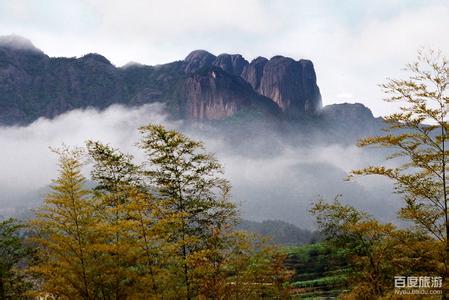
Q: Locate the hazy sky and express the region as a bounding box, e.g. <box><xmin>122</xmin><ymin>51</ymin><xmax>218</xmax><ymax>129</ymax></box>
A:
<box><xmin>1</xmin><ymin>0</ymin><xmax>448</xmax><ymax>116</ymax></box>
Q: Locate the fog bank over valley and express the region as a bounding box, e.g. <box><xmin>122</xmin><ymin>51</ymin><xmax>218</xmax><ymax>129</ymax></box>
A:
<box><xmin>0</xmin><ymin>103</ymin><xmax>399</xmax><ymax>228</ymax></box>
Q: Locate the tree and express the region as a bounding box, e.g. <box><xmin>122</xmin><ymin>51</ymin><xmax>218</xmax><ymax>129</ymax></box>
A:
<box><xmin>86</xmin><ymin>141</ymin><xmax>144</xmax><ymax>298</ymax></box>
<box><xmin>350</xmin><ymin>49</ymin><xmax>449</xmax><ymax>295</ymax></box>
<box><xmin>0</xmin><ymin>218</ymin><xmax>30</xmax><ymax>299</ymax></box>
<box><xmin>223</xmin><ymin>232</ymin><xmax>292</xmax><ymax>299</ymax></box>
<box><xmin>138</xmin><ymin>124</ymin><xmax>238</xmax><ymax>299</ymax></box>
<box><xmin>27</xmin><ymin>126</ymin><xmax>290</xmax><ymax>299</ymax></box>
<box><xmin>311</xmin><ymin>198</ymin><xmax>440</xmax><ymax>299</ymax></box>
<box><xmin>29</xmin><ymin>148</ymin><xmax>99</xmax><ymax>299</ymax></box>
<box><xmin>86</xmin><ymin>140</ymin><xmax>181</xmax><ymax>299</ymax></box>
<box><xmin>311</xmin><ymin>198</ymin><xmax>394</xmax><ymax>297</ymax></box>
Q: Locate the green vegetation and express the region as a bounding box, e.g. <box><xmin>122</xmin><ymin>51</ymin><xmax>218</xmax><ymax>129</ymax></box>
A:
<box><xmin>284</xmin><ymin>243</ymin><xmax>350</xmax><ymax>298</ymax></box>
<box><xmin>0</xmin><ymin>218</ymin><xmax>31</xmax><ymax>299</ymax></box>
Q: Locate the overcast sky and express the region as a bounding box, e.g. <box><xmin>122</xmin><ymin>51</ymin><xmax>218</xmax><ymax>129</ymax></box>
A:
<box><xmin>1</xmin><ymin>0</ymin><xmax>448</xmax><ymax>116</ymax></box>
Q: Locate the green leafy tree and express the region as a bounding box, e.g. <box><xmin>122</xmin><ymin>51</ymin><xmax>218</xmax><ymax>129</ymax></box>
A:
<box><xmin>311</xmin><ymin>198</ymin><xmax>440</xmax><ymax>299</ymax></box>
<box><xmin>86</xmin><ymin>141</ymin><xmax>181</xmax><ymax>298</ymax></box>
<box><xmin>138</xmin><ymin>124</ymin><xmax>238</xmax><ymax>299</ymax></box>
<box><xmin>0</xmin><ymin>218</ymin><xmax>30</xmax><ymax>299</ymax></box>
<box><xmin>86</xmin><ymin>141</ymin><xmax>143</xmax><ymax>298</ymax></box>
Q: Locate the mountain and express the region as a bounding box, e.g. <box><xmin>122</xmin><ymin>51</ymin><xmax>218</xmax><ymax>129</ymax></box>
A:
<box><xmin>237</xmin><ymin>219</ymin><xmax>319</xmax><ymax>245</ymax></box>
<box><xmin>0</xmin><ymin>35</ymin><xmax>328</xmax><ymax>125</ymax></box>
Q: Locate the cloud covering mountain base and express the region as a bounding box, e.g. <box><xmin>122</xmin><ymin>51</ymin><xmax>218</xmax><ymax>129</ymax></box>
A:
<box><xmin>0</xmin><ymin>103</ymin><xmax>399</xmax><ymax>228</ymax></box>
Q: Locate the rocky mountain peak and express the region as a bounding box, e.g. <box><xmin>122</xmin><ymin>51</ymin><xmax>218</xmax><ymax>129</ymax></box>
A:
<box><xmin>183</xmin><ymin>50</ymin><xmax>216</xmax><ymax>73</ymax></box>
<box><xmin>241</xmin><ymin>56</ymin><xmax>268</xmax><ymax>90</ymax></box>
<box><xmin>183</xmin><ymin>65</ymin><xmax>280</xmax><ymax>121</ymax></box>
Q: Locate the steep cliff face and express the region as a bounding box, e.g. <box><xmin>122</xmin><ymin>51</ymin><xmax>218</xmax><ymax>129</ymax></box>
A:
<box><xmin>183</xmin><ymin>66</ymin><xmax>280</xmax><ymax>121</ymax></box>
<box><xmin>298</xmin><ymin>59</ymin><xmax>322</xmax><ymax>113</ymax></box>
<box><xmin>242</xmin><ymin>56</ymin><xmax>322</xmax><ymax>116</ymax></box>
<box><xmin>241</xmin><ymin>56</ymin><xmax>267</xmax><ymax>90</ymax></box>
<box><xmin>184</xmin><ymin>68</ymin><xmax>248</xmax><ymax>120</ymax></box>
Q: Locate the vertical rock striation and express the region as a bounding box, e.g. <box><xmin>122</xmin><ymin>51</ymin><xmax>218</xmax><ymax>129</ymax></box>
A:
<box><xmin>242</xmin><ymin>55</ymin><xmax>322</xmax><ymax>116</ymax></box>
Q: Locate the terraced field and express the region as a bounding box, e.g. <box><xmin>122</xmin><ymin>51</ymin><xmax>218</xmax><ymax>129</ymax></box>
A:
<box><xmin>285</xmin><ymin>243</ymin><xmax>351</xmax><ymax>299</ymax></box>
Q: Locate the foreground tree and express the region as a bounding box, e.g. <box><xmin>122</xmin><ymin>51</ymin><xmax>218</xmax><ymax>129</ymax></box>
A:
<box><xmin>29</xmin><ymin>148</ymin><xmax>99</xmax><ymax>299</ymax></box>
<box><xmin>139</xmin><ymin>125</ymin><xmax>239</xmax><ymax>299</ymax></box>
<box><xmin>350</xmin><ymin>49</ymin><xmax>449</xmax><ymax>295</ymax></box>
<box><xmin>28</xmin><ymin>125</ymin><xmax>290</xmax><ymax>299</ymax></box>
<box><xmin>223</xmin><ymin>232</ymin><xmax>291</xmax><ymax>299</ymax></box>
<box><xmin>0</xmin><ymin>218</ymin><xmax>30</xmax><ymax>299</ymax></box>
<box><xmin>86</xmin><ymin>141</ymin><xmax>146</xmax><ymax>298</ymax></box>
<box><xmin>311</xmin><ymin>198</ymin><xmax>441</xmax><ymax>299</ymax></box>
<box><xmin>86</xmin><ymin>141</ymin><xmax>181</xmax><ymax>298</ymax></box>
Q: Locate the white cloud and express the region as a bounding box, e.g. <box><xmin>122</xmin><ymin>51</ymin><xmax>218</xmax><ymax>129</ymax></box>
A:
<box><xmin>0</xmin><ymin>103</ymin><xmax>170</xmax><ymax>190</ymax></box>
<box><xmin>0</xmin><ymin>104</ymin><xmax>399</xmax><ymax>227</ymax></box>
<box><xmin>0</xmin><ymin>1</ymin><xmax>448</xmax><ymax>116</ymax></box>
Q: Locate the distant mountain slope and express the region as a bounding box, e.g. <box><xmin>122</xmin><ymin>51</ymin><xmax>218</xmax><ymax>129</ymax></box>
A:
<box><xmin>237</xmin><ymin>219</ymin><xmax>319</xmax><ymax>245</ymax></box>
<box><xmin>0</xmin><ymin>35</ymin><xmax>324</xmax><ymax>125</ymax></box>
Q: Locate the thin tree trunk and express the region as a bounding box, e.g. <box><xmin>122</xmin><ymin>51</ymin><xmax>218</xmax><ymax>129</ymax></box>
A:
<box><xmin>70</xmin><ymin>190</ymin><xmax>91</xmax><ymax>300</ymax></box>
<box><xmin>139</xmin><ymin>210</ymin><xmax>159</xmax><ymax>295</ymax></box>
<box><xmin>182</xmin><ymin>230</ymin><xmax>191</xmax><ymax>300</ymax></box>
<box><xmin>440</xmin><ymin>107</ymin><xmax>448</xmax><ymax>299</ymax></box>
<box><xmin>0</xmin><ymin>275</ymin><xmax>5</xmax><ymax>300</ymax></box>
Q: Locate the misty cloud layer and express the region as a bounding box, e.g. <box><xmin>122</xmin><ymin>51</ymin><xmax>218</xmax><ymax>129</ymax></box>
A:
<box><xmin>0</xmin><ymin>104</ymin><xmax>400</xmax><ymax>228</ymax></box>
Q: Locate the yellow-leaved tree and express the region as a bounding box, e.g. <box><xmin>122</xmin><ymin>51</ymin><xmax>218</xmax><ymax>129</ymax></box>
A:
<box><xmin>350</xmin><ymin>49</ymin><xmax>449</xmax><ymax>296</ymax></box>
<box><xmin>28</xmin><ymin>148</ymin><xmax>99</xmax><ymax>299</ymax></box>
<box><xmin>28</xmin><ymin>125</ymin><xmax>291</xmax><ymax>299</ymax></box>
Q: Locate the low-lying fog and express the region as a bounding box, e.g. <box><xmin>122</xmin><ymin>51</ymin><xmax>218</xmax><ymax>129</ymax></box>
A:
<box><xmin>0</xmin><ymin>103</ymin><xmax>400</xmax><ymax>228</ymax></box>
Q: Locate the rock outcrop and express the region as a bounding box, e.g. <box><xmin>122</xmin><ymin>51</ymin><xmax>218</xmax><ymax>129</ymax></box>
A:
<box><xmin>212</xmin><ymin>54</ymin><xmax>248</xmax><ymax>76</ymax></box>
<box><xmin>183</xmin><ymin>50</ymin><xmax>216</xmax><ymax>73</ymax></box>
<box><xmin>242</xmin><ymin>56</ymin><xmax>322</xmax><ymax>116</ymax></box>
<box><xmin>183</xmin><ymin>66</ymin><xmax>280</xmax><ymax>121</ymax></box>
<box><xmin>318</xmin><ymin>102</ymin><xmax>384</xmax><ymax>141</ymax></box>
<box><xmin>241</xmin><ymin>56</ymin><xmax>268</xmax><ymax>91</ymax></box>
<box><xmin>320</xmin><ymin>102</ymin><xmax>375</xmax><ymax>122</ymax></box>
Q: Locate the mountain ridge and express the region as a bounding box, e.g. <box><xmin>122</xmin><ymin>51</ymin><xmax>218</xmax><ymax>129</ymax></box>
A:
<box><xmin>0</xmin><ymin>35</ymin><xmax>377</xmax><ymax>129</ymax></box>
